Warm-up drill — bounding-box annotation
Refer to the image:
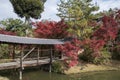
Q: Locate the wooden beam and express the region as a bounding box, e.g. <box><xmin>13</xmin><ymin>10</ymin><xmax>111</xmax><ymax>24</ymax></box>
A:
<box><xmin>22</xmin><ymin>47</ymin><xmax>35</xmax><ymax>60</ymax></box>
<box><xmin>0</xmin><ymin>59</ymin><xmax>51</xmax><ymax>70</ymax></box>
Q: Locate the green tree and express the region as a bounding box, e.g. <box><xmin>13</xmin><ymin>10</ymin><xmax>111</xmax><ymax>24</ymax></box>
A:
<box><xmin>57</xmin><ymin>0</ymin><xmax>99</xmax><ymax>39</ymax></box>
<box><xmin>10</xmin><ymin>0</ymin><xmax>46</xmax><ymax>23</ymax></box>
<box><xmin>0</xmin><ymin>44</ymin><xmax>9</xmax><ymax>59</ymax></box>
<box><xmin>0</xmin><ymin>18</ymin><xmax>33</xmax><ymax>37</ymax></box>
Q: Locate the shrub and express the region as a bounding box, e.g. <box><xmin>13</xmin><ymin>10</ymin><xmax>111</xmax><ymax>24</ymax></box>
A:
<box><xmin>79</xmin><ymin>44</ymin><xmax>93</xmax><ymax>62</ymax></box>
<box><xmin>52</xmin><ymin>61</ymin><xmax>63</xmax><ymax>73</ymax></box>
<box><xmin>79</xmin><ymin>44</ymin><xmax>111</xmax><ymax>64</ymax></box>
<box><xmin>111</xmin><ymin>45</ymin><xmax>120</xmax><ymax>60</ymax></box>
<box><xmin>93</xmin><ymin>48</ymin><xmax>111</xmax><ymax>64</ymax></box>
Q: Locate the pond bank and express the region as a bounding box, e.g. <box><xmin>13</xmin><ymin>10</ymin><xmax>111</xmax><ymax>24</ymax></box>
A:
<box><xmin>64</xmin><ymin>60</ymin><xmax>120</xmax><ymax>74</ymax></box>
<box><xmin>0</xmin><ymin>76</ymin><xmax>9</xmax><ymax>80</ymax></box>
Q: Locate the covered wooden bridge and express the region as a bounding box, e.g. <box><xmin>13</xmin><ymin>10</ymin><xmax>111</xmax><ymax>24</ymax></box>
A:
<box><xmin>0</xmin><ymin>34</ymin><xmax>64</xmax><ymax>80</ymax></box>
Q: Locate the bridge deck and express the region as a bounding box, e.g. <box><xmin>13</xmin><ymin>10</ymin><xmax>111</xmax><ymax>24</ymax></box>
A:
<box><xmin>0</xmin><ymin>59</ymin><xmax>51</xmax><ymax>70</ymax></box>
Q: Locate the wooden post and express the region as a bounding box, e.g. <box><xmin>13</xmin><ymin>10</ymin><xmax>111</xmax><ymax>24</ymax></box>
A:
<box><xmin>9</xmin><ymin>44</ymin><xmax>12</xmax><ymax>59</ymax></box>
<box><xmin>19</xmin><ymin>45</ymin><xmax>23</xmax><ymax>80</ymax></box>
<box><xmin>12</xmin><ymin>45</ymin><xmax>15</xmax><ymax>59</ymax></box>
<box><xmin>49</xmin><ymin>47</ymin><xmax>52</xmax><ymax>72</ymax></box>
<box><xmin>37</xmin><ymin>47</ymin><xmax>40</xmax><ymax>65</ymax></box>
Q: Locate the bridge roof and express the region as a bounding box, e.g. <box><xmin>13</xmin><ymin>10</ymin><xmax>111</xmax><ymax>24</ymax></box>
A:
<box><xmin>0</xmin><ymin>34</ymin><xmax>64</xmax><ymax>45</ymax></box>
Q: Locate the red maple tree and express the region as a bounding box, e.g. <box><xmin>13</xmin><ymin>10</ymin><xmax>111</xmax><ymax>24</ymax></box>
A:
<box><xmin>55</xmin><ymin>38</ymin><xmax>81</xmax><ymax>67</ymax></box>
<box><xmin>33</xmin><ymin>20</ymin><xmax>68</xmax><ymax>39</ymax></box>
<box><xmin>93</xmin><ymin>15</ymin><xmax>118</xmax><ymax>41</ymax></box>
<box><xmin>83</xmin><ymin>14</ymin><xmax>119</xmax><ymax>59</ymax></box>
<box><xmin>0</xmin><ymin>29</ymin><xmax>16</xmax><ymax>35</ymax></box>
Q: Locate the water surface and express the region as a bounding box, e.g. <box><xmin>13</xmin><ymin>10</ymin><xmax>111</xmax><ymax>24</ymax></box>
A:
<box><xmin>1</xmin><ymin>70</ymin><xmax>120</xmax><ymax>80</ymax></box>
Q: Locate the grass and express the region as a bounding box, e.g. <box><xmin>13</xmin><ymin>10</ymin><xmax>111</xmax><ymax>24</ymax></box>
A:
<box><xmin>64</xmin><ymin>60</ymin><xmax>120</xmax><ymax>74</ymax></box>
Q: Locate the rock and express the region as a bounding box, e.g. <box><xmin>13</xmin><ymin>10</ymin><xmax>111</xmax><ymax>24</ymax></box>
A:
<box><xmin>0</xmin><ymin>76</ymin><xmax>9</xmax><ymax>80</ymax></box>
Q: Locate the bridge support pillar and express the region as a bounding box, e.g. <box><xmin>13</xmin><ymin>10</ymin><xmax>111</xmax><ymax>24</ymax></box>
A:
<box><xmin>49</xmin><ymin>47</ymin><xmax>52</xmax><ymax>72</ymax></box>
<box><xmin>37</xmin><ymin>47</ymin><xmax>40</xmax><ymax>65</ymax></box>
<box><xmin>19</xmin><ymin>45</ymin><xmax>23</xmax><ymax>80</ymax></box>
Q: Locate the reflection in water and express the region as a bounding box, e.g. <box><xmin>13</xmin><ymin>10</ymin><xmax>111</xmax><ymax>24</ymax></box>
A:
<box><xmin>1</xmin><ymin>70</ymin><xmax>120</xmax><ymax>80</ymax></box>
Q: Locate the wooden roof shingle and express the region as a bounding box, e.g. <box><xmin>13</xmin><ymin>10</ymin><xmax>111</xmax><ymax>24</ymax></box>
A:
<box><xmin>0</xmin><ymin>34</ymin><xmax>64</xmax><ymax>45</ymax></box>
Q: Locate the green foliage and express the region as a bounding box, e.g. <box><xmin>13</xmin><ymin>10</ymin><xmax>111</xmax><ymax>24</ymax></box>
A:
<box><xmin>0</xmin><ymin>18</ymin><xmax>33</xmax><ymax>36</ymax></box>
<box><xmin>112</xmin><ymin>32</ymin><xmax>120</xmax><ymax>60</ymax></box>
<box><xmin>52</xmin><ymin>61</ymin><xmax>63</xmax><ymax>73</ymax></box>
<box><xmin>10</xmin><ymin>0</ymin><xmax>46</xmax><ymax>21</ymax></box>
<box><xmin>0</xmin><ymin>18</ymin><xmax>23</xmax><ymax>31</ymax></box>
<box><xmin>112</xmin><ymin>49</ymin><xmax>120</xmax><ymax>60</ymax></box>
<box><xmin>96</xmin><ymin>8</ymin><xmax>119</xmax><ymax>18</ymax></box>
<box><xmin>93</xmin><ymin>48</ymin><xmax>111</xmax><ymax>64</ymax></box>
<box><xmin>0</xmin><ymin>44</ymin><xmax>9</xmax><ymax>59</ymax></box>
<box><xmin>57</xmin><ymin>0</ymin><xmax>99</xmax><ymax>39</ymax></box>
<box><xmin>111</xmin><ymin>44</ymin><xmax>120</xmax><ymax>60</ymax></box>
<box><xmin>79</xmin><ymin>45</ymin><xmax>111</xmax><ymax>64</ymax></box>
<box><xmin>79</xmin><ymin>44</ymin><xmax>93</xmax><ymax>62</ymax></box>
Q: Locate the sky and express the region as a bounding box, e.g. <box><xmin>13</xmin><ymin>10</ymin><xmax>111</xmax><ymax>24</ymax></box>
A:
<box><xmin>0</xmin><ymin>0</ymin><xmax>120</xmax><ymax>21</ymax></box>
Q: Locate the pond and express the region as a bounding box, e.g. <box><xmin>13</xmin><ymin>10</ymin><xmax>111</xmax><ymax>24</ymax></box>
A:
<box><xmin>1</xmin><ymin>70</ymin><xmax>120</xmax><ymax>80</ymax></box>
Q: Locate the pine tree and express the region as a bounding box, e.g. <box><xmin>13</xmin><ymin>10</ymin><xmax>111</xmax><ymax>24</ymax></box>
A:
<box><xmin>57</xmin><ymin>0</ymin><xmax>99</xmax><ymax>40</ymax></box>
<box><xmin>10</xmin><ymin>0</ymin><xmax>46</xmax><ymax>23</ymax></box>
